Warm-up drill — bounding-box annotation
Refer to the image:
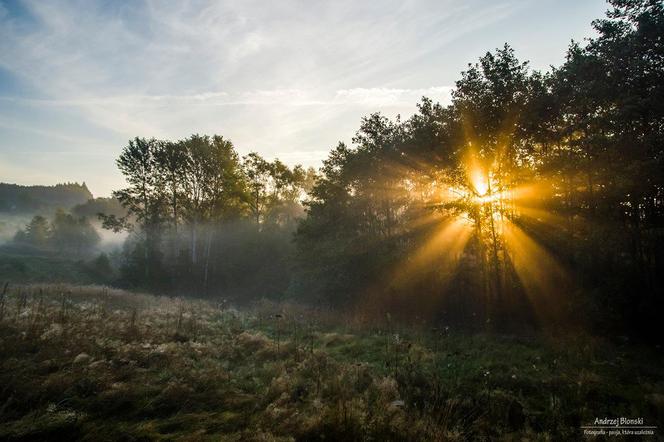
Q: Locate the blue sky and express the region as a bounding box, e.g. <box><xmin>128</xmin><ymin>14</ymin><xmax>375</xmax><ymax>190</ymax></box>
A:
<box><xmin>0</xmin><ymin>0</ymin><xmax>607</xmax><ymax>197</ymax></box>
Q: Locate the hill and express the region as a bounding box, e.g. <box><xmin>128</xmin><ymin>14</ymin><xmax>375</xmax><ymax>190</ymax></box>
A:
<box><xmin>0</xmin><ymin>182</ymin><xmax>93</xmax><ymax>214</ymax></box>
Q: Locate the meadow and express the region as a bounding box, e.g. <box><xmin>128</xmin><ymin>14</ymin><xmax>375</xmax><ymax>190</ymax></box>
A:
<box><xmin>0</xmin><ymin>284</ymin><xmax>661</xmax><ymax>441</ymax></box>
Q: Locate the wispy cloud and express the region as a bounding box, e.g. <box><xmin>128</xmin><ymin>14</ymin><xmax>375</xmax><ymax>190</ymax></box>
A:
<box><xmin>333</xmin><ymin>87</ymin><xmax>453</xmax><ymax>107</ymax></box>
<box><xmin>0</xmin><ymin>0</ymin><xmax>530</xmax><ymax>195</ymax></box>
<box><xmin>0</xmin><ymin>86</ymin><xmax>453</xmax><ymax>107</ymax></box>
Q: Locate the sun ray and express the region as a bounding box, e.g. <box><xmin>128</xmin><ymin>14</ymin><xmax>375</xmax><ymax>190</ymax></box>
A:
<box><xmin>391</xmin><ymin>217</ymin><xmax>474</xmax><ymax>289</ymax></box>
<box><xmin>501</xmin><ymin>219</ymin><xmax>572</xmax><ymax>325</ymax></box>
<box><xmin>515</xmin><ymin>206</ymin><xmax>569</xmax><ymax>228</ymax></box>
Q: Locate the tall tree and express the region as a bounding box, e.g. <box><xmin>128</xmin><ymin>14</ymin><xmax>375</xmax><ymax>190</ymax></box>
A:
<box><xmin>107</xmin><ymin>137</ymin><xmax>165</xmax><ymax>282</ymax></box>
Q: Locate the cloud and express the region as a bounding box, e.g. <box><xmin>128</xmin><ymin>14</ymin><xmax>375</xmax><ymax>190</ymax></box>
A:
<box><xmin>0</xmin><ymin>0</ymin><xmax>522</xmax><ymax>195</ymax></box>
<box><xmin>0</xmin><ymin>115</ymin><xmax>108</xmax><ymax>147</ymax></box>
<box><xmin>0</xmin><ymin>86</ymin><xmax>453</xmax><ymax>108</ymax></box>
<box><xmin>334</xmin><ymin>87</ymin><xmax>453</xmax><ymax>107</ymax></box>
<box><xmin>264</xmin><ymin>150</ymin><xmax>331</xmax><ymax>166</ymax></box>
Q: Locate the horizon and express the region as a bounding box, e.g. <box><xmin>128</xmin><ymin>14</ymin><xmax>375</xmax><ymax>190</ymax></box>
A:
<box><xmin>0</xmin><ymin>0</ymin><xmax>606</xmax><ymax>197</ymax></box>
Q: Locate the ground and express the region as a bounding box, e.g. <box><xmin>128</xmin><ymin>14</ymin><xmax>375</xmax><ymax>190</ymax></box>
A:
<box><xmin>0</xmin><ymin>285</ymin><xmax>662</xmax><ymax>441</ymax></box>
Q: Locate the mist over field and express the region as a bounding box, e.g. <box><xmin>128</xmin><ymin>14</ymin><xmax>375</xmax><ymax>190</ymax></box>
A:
<box><xmin>1</xmin><ymin>0</ymin><xmax>663</xmax><ymax>440</ymax></box>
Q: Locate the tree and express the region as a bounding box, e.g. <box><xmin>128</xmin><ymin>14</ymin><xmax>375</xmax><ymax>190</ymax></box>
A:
<box><xmin>106</xmin><ymin>137</ymin><xmax>166</xmax><ymax>283</ymax></box>
<box><xmin>545</xmin><ymin>0</ymin><xmax>664</xmax><ymax>331</ymax></box>
<box><xmin>178</xmin><ymin>135</ymin><xmax>245</xmax><ymax>267</ymax></box>
<box><xmin>14</xmin><ymin>215</ymin><xmax>50</xmax><ymax>248</ymax></box>
<box><xmin>243</xmin><ymin>153</ymin><xmax>314</xmax><ymax>227</ymax></box>
<box><xmin>154</xmin><ymin>140</ymin><xmax>188</xmax><ymax>233</ymax></box>
<box><xmin>243</xmin><ymin>152</ymin><xmax>273</xmax><ymax>226</ymax></box>
<box><xmin>51</xmin><ymin>209</ymin><xmax>100</xmax><ymax>256</ymax></box>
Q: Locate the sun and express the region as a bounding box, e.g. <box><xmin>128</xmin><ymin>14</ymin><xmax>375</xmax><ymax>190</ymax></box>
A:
<box><xmin>470</xmin><ymin>169</ymin><xmax>489</xmax><ymax>196</ymax></box>
<box><xmin>468</xmin><ymin>167</ymin><xmax>502</xmax><ymax>205</ymax></box>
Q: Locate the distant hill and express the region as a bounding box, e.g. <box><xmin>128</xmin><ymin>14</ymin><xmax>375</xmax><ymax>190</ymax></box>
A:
<box><xmin>0</xmin><ymin>182</ymin><xmax>93</xmax><ymax>213</ymax></box>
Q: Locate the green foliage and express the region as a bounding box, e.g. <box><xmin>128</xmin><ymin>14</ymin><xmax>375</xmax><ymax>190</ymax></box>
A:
<box><xmin>105</xmin><ymin>135</ymin><xmax>313</xmax><ymax>298</ymax></box>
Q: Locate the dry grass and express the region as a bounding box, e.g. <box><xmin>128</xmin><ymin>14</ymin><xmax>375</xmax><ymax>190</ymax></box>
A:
<box><xmin>0</xmin><ymin>284</ymin><xmax>662</xmax><ymax>441</ymax></box>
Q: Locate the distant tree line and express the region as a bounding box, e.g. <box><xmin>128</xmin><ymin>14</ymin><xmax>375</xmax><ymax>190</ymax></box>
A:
<box><xmin>13</xmin><ymin>209</ymin><xmax>100</xmax><ymax>256</ymax></box>
<box><xmin>0</xmin><ymin>182</ymin><xmax>92</xmax><ymax>213</ymax></box>
<box><xmin>104</xmin><ymin>0</ymin><xmax>662</xmax><ymax>336</ymax></box>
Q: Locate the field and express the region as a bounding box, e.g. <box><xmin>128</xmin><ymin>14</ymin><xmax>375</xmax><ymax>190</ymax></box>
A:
<box><xmin>0</xmin><ymin>285</ymin><xmax>662</xmax><ymax>441</ymax></box>
<box><xmin>0</xmin><ymin>251</ymin><xmax>101</xmax><ymax>286</ymax></box>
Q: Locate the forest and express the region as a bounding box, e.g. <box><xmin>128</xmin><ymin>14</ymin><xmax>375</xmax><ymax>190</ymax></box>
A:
<box><xmin>0</xmin><ymin>0</ymin><xmax>662</xmax><ymax>440</ymax></box>
<box><xmin>90</xmin><ymin>0</ymin><xmax>663</xmax><ymax>337</ymax></box>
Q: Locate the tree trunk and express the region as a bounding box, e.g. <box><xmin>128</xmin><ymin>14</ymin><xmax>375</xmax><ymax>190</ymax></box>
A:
<box><xmin>486</xmin><ymin>177</ymin><xmax>501</xmax><ymax>304</ymax></box>
<box><xmin>144</xmin><ymin>228</ymin><xmax>150</xmax><ymax>280</ymax></box>
<box><xmin>204</xmin><ymin>228</ymin><xmax>212</xmax><ymax>292</ymax></box>
<box><xmin>191</xmin><ymin>220</ymin><xmax>197</xmax><ymax>265</ymax></box>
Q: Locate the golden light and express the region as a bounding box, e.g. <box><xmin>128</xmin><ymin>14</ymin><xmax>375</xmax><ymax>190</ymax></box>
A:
<box><xmin>476</xmin><ymin>191</ymin><xmax>502</xmax><ymax>205</ymax></box>
<box><xmin>426</xmin><ymin>151</ymin><xmax>575</xmax><ymax>325</ymax></box>
<box><xmin>361</xmin><ymin>145</ymin><xmax>575</xmax><ymax>326</ymax></box>
<box><xmin>382</xmin><ymin>217</ymin><xmax>472</xmax><ymax>291</ymax></box>
<box><xmin>501</xmin><ymin>219</ymin><xmax>572</xmax><ymax>324</ymax></box>
<box><xmin>467</xmin><ymin>165</ymin><xmax>504</xmax><ymax>206</ymax></box>
<box><xmin>355</xmin><ymin>216</ymin><xmax>474</xmax><ymax>321</ymax></box>
<box><xmin>470</xmin><ymin>168</ymin><xmax>489</xmax><ymax>197</ymax></box>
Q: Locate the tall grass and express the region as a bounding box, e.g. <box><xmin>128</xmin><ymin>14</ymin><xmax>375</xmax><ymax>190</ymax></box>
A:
<box><xmin>0</xmin><ymin>283</ymin><xmax>661</xmax><ymax>441</ymax></box>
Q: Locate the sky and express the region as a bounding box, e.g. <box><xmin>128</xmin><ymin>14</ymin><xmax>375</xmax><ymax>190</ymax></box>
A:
<box><xmin>0</xmin><ymin>0</ymin><xmax>608</xmax><ymax>197</ymax></box>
